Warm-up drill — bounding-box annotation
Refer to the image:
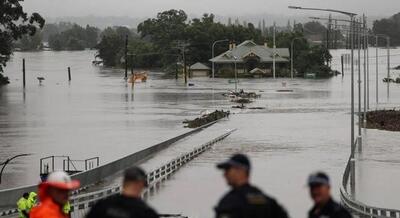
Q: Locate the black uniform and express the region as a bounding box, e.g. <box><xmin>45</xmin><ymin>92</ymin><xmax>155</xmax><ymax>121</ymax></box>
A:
<box><xmin>308</xmin><ymin>198</ymin><xmax>352</xmax><ymax>218</ymax></box>
<box><xmin>215</xmin><ymin>184</ymin><xmax>289</xmax><ymax>218</ymax></box>
<box><xmin>86</xmin><ymin>194</ymin><xmax>159</xmax><ymax>218</ymax></box>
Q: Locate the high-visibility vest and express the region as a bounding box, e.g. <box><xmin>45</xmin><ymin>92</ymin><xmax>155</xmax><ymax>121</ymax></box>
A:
<box><xmin>17</xmin><ymin>197</ymin><xmax>28</xmax><ymax>218</ymax></box>
<box><xmin>63</xmin><ymin>202</ymin><xmax>71</xmax><ymax>214</ymax></box>
<box><xmin>27</xmin><ymin>192</ymin><xmax>38</xmax><ymax>211</ymax></box>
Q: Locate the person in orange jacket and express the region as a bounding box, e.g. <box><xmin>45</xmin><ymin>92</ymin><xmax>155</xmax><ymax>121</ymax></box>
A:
<box><xmin>30</xmin><ymin>171</ymin><xmax>80</xmax><ymax>218</ymax></box>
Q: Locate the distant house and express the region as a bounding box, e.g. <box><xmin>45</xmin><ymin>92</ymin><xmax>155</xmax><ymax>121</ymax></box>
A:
<box><xmin>190</xmin><ymin>62</ymin><xmax>210</xmax><ymax>77</ymax></box>
<box><xmin>210</xmin><ymin>40</ymin><xmax>290</xmax><ymax>77</ymax></box>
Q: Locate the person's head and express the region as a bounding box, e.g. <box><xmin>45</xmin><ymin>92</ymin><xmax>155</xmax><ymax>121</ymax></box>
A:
<box><xmin>122</xmin><ymin>167</ymin><xmax>148</xmax><ymax>198</ymax></box>
<box><xmin>23</xmin><ymin>192</ymin><xmax>29</xmax><ymax>199</ymax></box>
<box><xmin>216</xmin><ymin>153</ymin><xmax>251</xmax><ymax>188</ymax></box>
<box><xmin>308</xmin><ymin>172</ymin><xmax>331</xmax><ymax>206</ymax></box>
<box><xmin>39</xmin><ymin>171</ymin><xmax>80</xmax><ymax>206</ymax></box>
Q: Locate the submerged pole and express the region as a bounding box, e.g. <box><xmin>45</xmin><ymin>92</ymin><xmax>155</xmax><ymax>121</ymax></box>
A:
<box><xmin>22</xmin><ymin>59</ymin><xmax>26</xmax><ymax>88</ymax></box>
<box><xmin>68</xmin><ymin>67</ymin><xmax>71</xmax><ymax>81</ymax></box>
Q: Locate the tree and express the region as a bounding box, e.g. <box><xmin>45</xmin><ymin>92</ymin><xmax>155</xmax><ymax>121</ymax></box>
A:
<box><xmin>16</xmin><ymin>31</ymin><xmax>43</xmax><ymax>51</ymax></box>
<box><xmin>0</xmin><ymin>0</ymin><xmax>45</xmax><ymax>84</ymax></box>
<box><xmin>373</xmin><ymin>13</ymin><xmax>400</xmax><ymax>46</ymax></box>
<box><xmin>47</xmin><ymin>23</ymin><xmax>100</xmax><ymax>50</ymax></box>
<box><xmin>96</xmin><ymin>27</ymin><xmax>129</xmax><ymax>66</ymax></box>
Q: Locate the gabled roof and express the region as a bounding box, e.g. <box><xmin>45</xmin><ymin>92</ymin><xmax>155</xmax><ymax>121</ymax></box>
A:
<box><xmin>190</xmin><ymin>62</ymin><xmax>210</xmax><ymax>70</ymax></box>
<box><xmin>249</xmin><ymin>68</ymin><xmax>266</xmax><ymax>74</ymax></box>
<box><xmin>210</xmin><ymin>40</ymin><xmax>289</xmax><ymax>63</ymax></box>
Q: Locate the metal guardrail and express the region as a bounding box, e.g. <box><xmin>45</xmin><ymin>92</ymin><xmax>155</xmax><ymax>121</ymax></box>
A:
<box><xmin>340</xmin><ymin>139</ymin><xmax>400</xmax><ymax>218</ymax></box>
<box><xmin>69</xmin><ymin>129</ymin><xmax>235</xmax><ymax>215</ymax></box>
<box><xmin>0</xmin><ymin>121</ymin><xmax>222</xmax><ymax>216</ymax></box>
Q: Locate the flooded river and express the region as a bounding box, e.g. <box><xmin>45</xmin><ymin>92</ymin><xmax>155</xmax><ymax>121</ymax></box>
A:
<box><xmin>1</xmin><ymin>49</ymin><xmax>400</xmax><ymax>217</ymax></box>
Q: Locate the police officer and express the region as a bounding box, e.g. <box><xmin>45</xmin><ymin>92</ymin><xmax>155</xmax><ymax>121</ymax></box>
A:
<box><xmin>215</xmin><ymin>153</ymin><xmax>289</xmax><ymax>218</ymax></box>
<box><xmin>86</xmin><ymin>166</ymin><xmax>159</xmax><ymax>218</ymax></box>
<box><xmin>307</xmin><ymin>172</ymin><xmax>352</xmax><ymax>218</ymax></box>
<box><xmin>17</xmin><ymin>192</ymin><xmax>29</xmax><ymax>218</ymax></box>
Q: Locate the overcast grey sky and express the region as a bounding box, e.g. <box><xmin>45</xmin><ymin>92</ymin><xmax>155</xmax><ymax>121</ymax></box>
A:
<box><xmin>22</xmin><ymin>0</ymin><xmax>400</xmax><ymax>18</ymax></box>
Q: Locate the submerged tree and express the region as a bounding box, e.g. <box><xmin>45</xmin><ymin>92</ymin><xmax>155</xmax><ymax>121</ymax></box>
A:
<box><xmin>0</xmin><ymin>0</ymin><xmax>45</xmax><ymax>84</ymax></box>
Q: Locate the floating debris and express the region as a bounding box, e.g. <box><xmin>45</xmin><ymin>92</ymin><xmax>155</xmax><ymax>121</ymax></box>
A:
<box><xmin>183</xmin><ymin>110</ymin><xmax>230</xmax><ymax>128</ymax></box>
<box><xmin>222</xmin><ymin>90</ymin><xmax>261</xmax><ymax>99</ymax></box>
<box><xmin>276</xmin><ymin>89</ymin><xmax>293</xmax><ymax>92</ymax></box>
<box><xmin>248</xmin><ymin>107</ymin><xmax>266</xmax><ymax>110</ymax></box>
<box><xmin>232</xmin><ymin>104</ymin><xmax>246</xmax><ymax>109</ymax></box>
<box><xmin>231</xmin><ymin>98</ymin><xmax>252</xmax><ymax>104</ymax></box>
<box><xmin>362</xmin><ymin>109</ymin><xmax>400</xmax><ymax>131</ymax></box>
<box><xmin>383</xmin><ymin>77</ymin><xmax>395</xmax><ymax>83</ymax></box>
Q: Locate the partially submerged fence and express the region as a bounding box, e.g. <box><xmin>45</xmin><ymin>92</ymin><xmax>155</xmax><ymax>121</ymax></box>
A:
<box><xmin>0</xmin><ymin>121</ymin><xmax>219</xmax><ymax>213</ymax></box>
<box><xmin>340</xmin><ymin>138</ymin><xmax>400</xmax><ymax>218</ymax></box>
<box><xmin>69</xmin><ymin>129</ymin><xmax>236</xmax><ymax>218</ymax></box>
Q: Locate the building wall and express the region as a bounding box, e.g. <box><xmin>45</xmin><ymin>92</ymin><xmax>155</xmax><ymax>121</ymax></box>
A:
<box><xmin>190</xmin><ymin>70</ymin><xmax>210</xmax><ymax>77</ymax></box>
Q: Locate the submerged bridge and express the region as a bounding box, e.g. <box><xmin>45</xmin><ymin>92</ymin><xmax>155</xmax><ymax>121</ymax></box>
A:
<box><xmin>0</xmin><ymin>120</ymin><xmax>235</xmax><ymax>217</ymax></box>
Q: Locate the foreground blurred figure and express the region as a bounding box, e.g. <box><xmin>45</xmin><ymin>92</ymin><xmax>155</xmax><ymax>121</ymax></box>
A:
<box><xmin>30</xmin><ymin>171</ymin><xmax>80</xmax><ymax>218</ymax></box>
<box><xmin>215</xmin><ymin>153</ymin><xmax>289</xmax><ymax>218</ymax></box>
<box><xmin>86</xmin><ymin>166</ymin><xmax>158</xmax><ymax>218</ymax></box>
<box><xmin>307</xmin><ymin>172</ymin><xmax>352</xmax><ymax>218</ymax></box>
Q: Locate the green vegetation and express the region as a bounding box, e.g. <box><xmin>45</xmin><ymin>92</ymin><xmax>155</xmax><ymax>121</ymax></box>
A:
<box><xmin>373</xmin><ymin>12</ymin><xmax>400</xmax><ymax>46</ymax></box>
<box><xmin>15</xmin><ymin>31</ymin><xmax>43</xmax><ymax>51</ymax></box>
<box><xmin>96</xmin><ymin>9</ymin><xmax>332</xmax><ymax>77</ymax></box>
<box><xmin>0</xmin><ymin>0</ymin><xmax>45</xmax><ymax>85</ymax></box>
<box><xmin>48</xmin><ymin>24</ymin><xmax>100</xmax><ymax>50</ymax></box>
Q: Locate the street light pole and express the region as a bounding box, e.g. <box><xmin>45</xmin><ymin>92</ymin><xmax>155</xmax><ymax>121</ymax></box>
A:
<box><xmin>363</xmin><ymin>15</ymin><xmax>367</xmax><ymax>123</ymax></box>
<box><xmin>387</xmin><ymin>36</ymin><xmax>390</xmax><ymax>101</ymax></box>
<box><xmin>357</xmin><ymin>19</ymin><xmax>362</xmax><ymax>137</ymax></box>
<box><xmin>233</xmin><ymin>56</ymin><xmax>238</xmax><ymax>92</ymax></box>
<box><xmin>291</xmin><ymin>37</ymin><xmax>303</xmax><ymax>79</ymax></box>
<box><xmin>212</xmin><ymin>39</ymin><xmax>229</xmax><ymax>79</ymax></box>
<box><xmin>273</xmin><ymin>22</ymin><xmax>276</xmax><ymax>79</ymax></box>
<box><xmin>289</xmin><ymin>5</ymin><xmax>357</xmax><ymax>157</ymax></box>
<box><xmin>0</xmin><ymin>154</ymin><xmax>31</xmax><ymax>184</ymax></box>
<box><xmin>376</xmin><ymin>36</ymin><xmax>379</xmax><ymax>106</ymax></box>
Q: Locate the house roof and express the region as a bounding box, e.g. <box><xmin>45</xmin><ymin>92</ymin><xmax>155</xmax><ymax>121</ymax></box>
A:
<box><xmin>210</xmin><ymin>40</ymin><xmax>289</xmax><ymax>63</ymax></box>
<box><xmin>249</xmin><ymin>68</ymin><xmax>266</xmax><ymax>74</ymax></box>
<box><xmin>190</xmin><ymin>62</ymin><xmax>210</xmax><ymax>70</ymax></box>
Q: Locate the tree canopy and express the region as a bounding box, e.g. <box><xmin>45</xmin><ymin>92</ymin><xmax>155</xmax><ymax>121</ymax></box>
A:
<box><xmin>48</xmin><ymin>24</ymin><xmax>100</xmax><ymax>51</ymax></box>
<box><xmin>373</xmin><ymin>12</ymin><xmax>400</xmax><ymax>46</ymax></box>
<box><xmin>0</xmin><ymin>0</ymin><xmax>45</xmax><ymax>84</ymax></box>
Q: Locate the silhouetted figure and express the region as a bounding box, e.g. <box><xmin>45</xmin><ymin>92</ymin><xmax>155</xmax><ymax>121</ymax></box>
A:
<box><xmin>86</xmin><ymin>167</ymin><xmax>158</xmax><ymax>218</ymax></box>
<box><xmin>307</xmin><ymin>172</ymin><xmax>352</xmax><ymax>218</ymax></box>
<box><xmin>215</xmin><ymin>153</ymin><xmax>289</xmax><ymax>218</ymax></box>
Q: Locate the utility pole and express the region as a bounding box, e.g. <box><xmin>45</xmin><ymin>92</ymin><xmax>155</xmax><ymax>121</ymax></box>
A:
<box><xmin>183</xmin><ymin>48</ymin><xmax>187</xmax><ymax>84</ymax></box>
<box><xmin>376</xmin><ymin>36</ymin><xmax>379</xmax><ymax>106</ymax></box>
<box><xmin>124</xmin><ymin>35</ymin><xmax>128</xmax><ymax>80</ymax></box>
<box><xmin>22</xmin><ymin>58</ymin><xmax>26</xmax><ymax>88</ymax></box>
<box><xmin>357</xmin><ymin>18</ymin><xmax>362</xmax><ymax>139</ymax></box>
<box><xmin>387</xmin><ymin>36</ymin><xmax>390</xmax><ymax>100</ymax></box>
<box><xmin>175</xmin><ymin>42</ymin><xmax>190</xmax><ymax>84</ymax></box>
<box><xmin>273</xmin><ymin>22</ymin><xmax>276</xmax><ymax>79</ymax></box>
<box><xmin>363</xmin><ymin>15</ymin><xmax>367</xmax><ymax>123</ymax></box>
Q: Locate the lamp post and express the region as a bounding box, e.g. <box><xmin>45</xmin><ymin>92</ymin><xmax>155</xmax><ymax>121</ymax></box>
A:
<box><xmin>273</xmin><ymin>22</ymin><xmax>276</xmax><ymax>79</ymax></box>
<box><xmin>289</xmin><ymin>5</ymin><xmax>357</xmax><ymax>158</ymax></box>
<box><xmin>212</xmin><ymin>39</ymin><xmax>229</xmax><ymax>79</ymax></box>
<box><xmin>290</xmin><ymin>37</ymin><xmax>303</xmax><ymax>79</ymax></box>
<box><xmin>0</xmin><ymin>153</ymin><xmax>32</xmax><ymax>184</ymax></box>
<box><xmin>233</xmin><ymin>56</ymin><xmax>238</xmax><ymax>92</ymax></box>
<box><xmin>374</xmin><ymin>34</ymin><xmax>390</xmax><ymax>104</ymax></box>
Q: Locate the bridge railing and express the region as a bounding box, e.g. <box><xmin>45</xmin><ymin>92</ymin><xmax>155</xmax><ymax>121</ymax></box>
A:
<box><xmin>69</xmin><ymin>129</ymin><xmax>236</xmax><ymax>215</ymax></box>
<box><xmin>340</xmin><ymin>138</ymin><xmax>400</xmax><ymax>218</ymax></box>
